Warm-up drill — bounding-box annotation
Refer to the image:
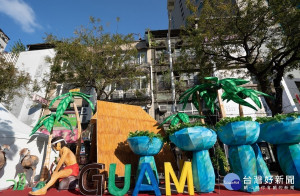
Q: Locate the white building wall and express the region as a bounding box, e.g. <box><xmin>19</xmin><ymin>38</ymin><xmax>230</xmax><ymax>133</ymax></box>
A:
<box><xmin>282</xmin><ymin>76</ymin><xmax>300</xmax><ymax>113</ymax></box>
<box><xmin>9</xmin><ymin>49</ymin><xmax>55</xmax><ymax>127</ymax></box>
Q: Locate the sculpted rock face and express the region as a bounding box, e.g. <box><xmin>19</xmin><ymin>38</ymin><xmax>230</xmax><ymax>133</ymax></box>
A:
<box><xmin>259</xmin><ymin>117</ymin><xmax>300</xmax><ymax>189</ymax></box>
<box><xmin>170</xmin><ymin>126</ymin><xmax>217</xmax><ymax>193</ymax></box>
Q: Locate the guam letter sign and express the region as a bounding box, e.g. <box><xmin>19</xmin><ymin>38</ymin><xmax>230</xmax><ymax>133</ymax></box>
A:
<box><xmin>78</xmin><ymin>162</ymin><xmax>196</xmax><ymax>196</ymax></box>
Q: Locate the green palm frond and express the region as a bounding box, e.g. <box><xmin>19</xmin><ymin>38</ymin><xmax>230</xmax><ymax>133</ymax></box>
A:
<box><xmin>58</xmin><ymin>117</ymin><xmax>74</xmax><ymax>134</ymax></box>
<box><xmin>30</xmin><ymin>113</ymin><xmax>75</xmax><ymax>136</ymax></box>
<box><xmin>223</xmin><ymin>92</ymin><xmax>258</xmax><ymax>110</ymax></box>
<box><xmin>177</xmin><ymin>113</ymin><xmax>190</xmax><ymax>123</ymax></box>
<box><xmin>220</xmin><ymin>78</ymin><xmax>249</xmax><ymax>86</ymax></box>
<box><xmin>56</xmin><ymin>95</ymin><xmax>72</xmax><ymax>120</ymax></box>
<box><xmin>30</xmin><ymin>114</ymin><xmax>55</xmax><ymax>136</ymax></box>
<box><xmin>53</xmin><ymin>92</ymin><xmax>96</xmax><ymax>120</ymax></box>
<box><xmin>49</xmin><ymin>92</ymin><xmax>71</xmax><ymax>108</ymax></box>
<box><xmin>43</xmin><ymin>114</ymin><xmax>55</xmax><ymax>133</ymax></box>
<box><xmin>170</xmin><ymin>117</ymin><xmax>180</xmax><ymax>126</ymax></box>
<box><xmin>30</xmin><ymin>114</ymin><xmax>52</xmax><ymax>136</ymax></box>
<box><xmin>158</xmin><ymin>114</ymin><xmax>176</xmax><ymax>127</ymax></box>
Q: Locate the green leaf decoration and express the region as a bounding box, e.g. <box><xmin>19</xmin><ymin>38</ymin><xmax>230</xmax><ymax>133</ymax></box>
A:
<box><xmin>58</xmin><ymin>117</ymin><xmax>74</xmax><ymax>133</ymax></box>
<box><xmin>158</xmin><ymin>114</ymin><xmax>176</xmax><ymax>127</ymax></box>
<box><xmin>56</xmin><ymin>95</ymin><xmax>72</xmax><ymax>120</ymax></box>
<box><xmin>189</xmin><ymin>115</ymin><xmax>205</xmax><ymax>119</ymax></box>
<box><xmin>225</xmin><ymin>93</ymin><xmax>257</xmax><ymax>110</ymax></box>
<box><xmin>253</xmin><ymin>89</ymin><xmax>274</xmax><ymax>99</ymax></box>
<box><xmin>191</xmin><ymin>92</ymin><xmax>199</xmax><ymax>110</ymax></box>
<box><xmin>221</xmin><ymin>79</ymin><xmax>239</xmax><ymax>94</ymax></box>
<box><xmin>30</xmin><ymin>114</ymin><xmax>52</xmax><ymax>136</ymax></box>
<box><xmin>43</xmin><ymin>114</ymin><xmax>55</xmax><ymax>133</ymax></box>
<box><xmin>81</xmin><ymin>96</ymin><xmax>95</xmax><ymax>114</ymax></box>
<box><xmin>72</xmin><ymin>92</ymin><xmax>92</xmax><ymax>98</ymax></box>
<box><xmin>170</xmin><ymin>117</ymin><xmax>180</xmax><ymax>126</ymax></box>
<box><xmin>223</xmin><ymin>78</ymin><xmax>249</xmax><ymax>86</ymax></box>
<box><xmin>49</xmin><ymin>92</ymin><xmax>70</xmax><ymax>108</ymax></box>
<box><xmin>178</xmin><ymin>113</ymin><xmax>189</xmax><ymax>123</ymax></box>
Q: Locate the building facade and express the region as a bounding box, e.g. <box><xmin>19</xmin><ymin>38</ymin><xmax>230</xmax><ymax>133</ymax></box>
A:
<box><xmin>169</xmin><ymin>0</ymin><xmax>203</xmax><ymax>29</ymax></box>
<box><xmin>0</xmin><ymin>29</ymin><xmax>9</xmax><ymax>53</ymax></box>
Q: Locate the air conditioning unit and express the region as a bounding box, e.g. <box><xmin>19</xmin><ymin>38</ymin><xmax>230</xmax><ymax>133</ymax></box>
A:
<box><xmin>111</xmin><ymin>90</ymin><xmax>124</xmax><ymax>99</ymax></box>
<box><xmin>125</xmin><ymin>90</ymin><xmax>136</xmax><ymax>98</ymax></box>
<box><xmin>158</xmin><ymin>105</ymin><xmax>168</xmax><ymax>113</ymax></box>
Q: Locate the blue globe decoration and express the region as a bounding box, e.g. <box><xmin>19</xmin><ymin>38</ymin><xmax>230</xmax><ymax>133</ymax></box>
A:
<box><xmin>169</xmin><ymin>126</ymin><xmax>216</xmax><ymax>193</ymax></box>
<box><xmin>127</xmin><ymin>136</ymin><xmax>163</xmax><ymax>156</ymax></box>
<box><xmin>259</xmin><ymin>117</ymin><xmax>300</xmax><ymax>189</ymax></box>
<box><xmin>127</xmin><ymin>136</ymin><xmax>163</xmax><ymax>184</ymax></box>
<box><xmin>217</xmin><ymin>121</ymin><xmax>259</xmax><ymax>145</ymax></box>
<box><xmin>218</xmin><ymin>121</ymin><xmax>260</xmax><ymax>192</ymax></box>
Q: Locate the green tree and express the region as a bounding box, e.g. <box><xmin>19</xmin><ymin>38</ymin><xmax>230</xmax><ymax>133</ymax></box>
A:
<box><xmin>182</xmin><ymin>0</ymin><xmax>300</xmax><ymax>115</ymax></box>
<box><xmin>0</xmin><ymin>56</ymin><xmax>31</xmax><ymax>105</ymax></box>
<box><xmin>10</xmin><ymin>39</ymin><xmax>26</xmax><ymax>55</ymax></box>
<box><xmin>45</xmin><ymin>17</ymin><xmax>144</xmax><ymax>100</ymax></box>
<box><xmin>49</xmin><ymin>92</ymin><xmax>95</xmax><ymax>161</ymax></box>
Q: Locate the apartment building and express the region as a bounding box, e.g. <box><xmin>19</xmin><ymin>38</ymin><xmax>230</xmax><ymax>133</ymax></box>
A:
<box><xmin>169</xmin><ymin>0</ymin><xmax>203</xmax><ymax>29</ymax></box>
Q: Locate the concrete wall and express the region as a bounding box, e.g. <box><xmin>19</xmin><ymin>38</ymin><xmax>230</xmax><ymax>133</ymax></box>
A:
<box><xmin>282</xmin><ymin>74</ymin><xmax>300</xmax><ymax>113</ymax></box>
<box><xmin>9</xmin><ymin>49</ymin><xmax>55</xmax><ymax>127</ymax></box>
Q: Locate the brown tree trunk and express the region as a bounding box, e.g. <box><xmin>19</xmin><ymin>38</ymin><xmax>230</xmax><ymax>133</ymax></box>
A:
<box><xmin>256</xmin><ymin>73</ymin><xmax>284</xmax><ymax>116</ymax></box>
<box><xmin>40</xmin><ymin>134</ymin><xmax>52</xmax><ymax>181</ymax></box>
<box><xmin>217</xmin><ymin>90</ymin><xmax>226</xmax><ymax>118</ymax></box>
<box><xmin>73</xmin><ymin>102</ymin><xmax>82</xmax><ymax>163</ymax></box>
<box><xmin>272</xmin><ymin>69</ymin><xmax>284</xmax><ymax>115</ymax></box>
<box><xmin>196</xmin><ymin>92</ymin><xmax>205</xmax><ymax>124</ymax></box>
<box><xmin>239</xmin><ymin>104</ymin><xmax>244</xmax><ymax>117</ymax></box>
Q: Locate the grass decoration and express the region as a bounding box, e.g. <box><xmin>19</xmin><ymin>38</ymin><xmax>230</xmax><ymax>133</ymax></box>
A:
<box><xmin>256</xmin><ymin>113</ymin><xmax>300</xmax><ymax>124</ymax></box>
<box><xmin>158</xmin><ymin>112</ymin><xmax>205</xmax><ymax>128</ymax></box>
<box><xmin>215</xmin><ymin>116</ymin><xmax>253</xmax><ymax>130</ymax></box>
<box><xmin>165</xmin><ymin>122</ymin><xmax>210</xmax><ymax>137</ymax></box>
<box><xmin>128</xmin><ymin>130</ymin><xmax>164</xmax><ymax>142</ymax></box>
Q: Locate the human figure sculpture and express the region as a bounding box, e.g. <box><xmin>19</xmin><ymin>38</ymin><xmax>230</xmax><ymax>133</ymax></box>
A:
<box><xmin>29</xmin><ymin>136</ymin><xmax>79</xmax><ymax>195</ymax></box>
<box><xmin>19</xmin><ymin>148</ymin><xmax>39</xmax><ymax>187</ymax></box>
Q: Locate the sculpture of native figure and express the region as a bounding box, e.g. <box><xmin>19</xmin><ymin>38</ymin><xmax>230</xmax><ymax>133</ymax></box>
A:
<box><xmin>29</xmin><ymin>136</ymin><xmax>79</xmax><ymax>195</ymax></box>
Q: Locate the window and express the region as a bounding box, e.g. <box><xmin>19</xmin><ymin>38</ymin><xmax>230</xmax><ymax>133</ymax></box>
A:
<box><xmin>137</xmin><ymin>52</ymin><xmax>147</xmax><ymax>65</ymax></box>
<box><xmin>157</xmin><ymin>74</ymin><xmax>171</xmax><ymax>91</ymax></box>
<box><xmin>115</xmin><ymin>76</ymin><xmax>148</xmax><ymax>91</ymax></box>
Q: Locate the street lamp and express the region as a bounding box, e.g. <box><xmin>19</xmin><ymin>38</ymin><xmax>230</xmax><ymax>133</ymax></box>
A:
<box><xmin>167</xmin><ymin>0</ymin><xmax>176</xmax><ymax>113</ymax></box>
